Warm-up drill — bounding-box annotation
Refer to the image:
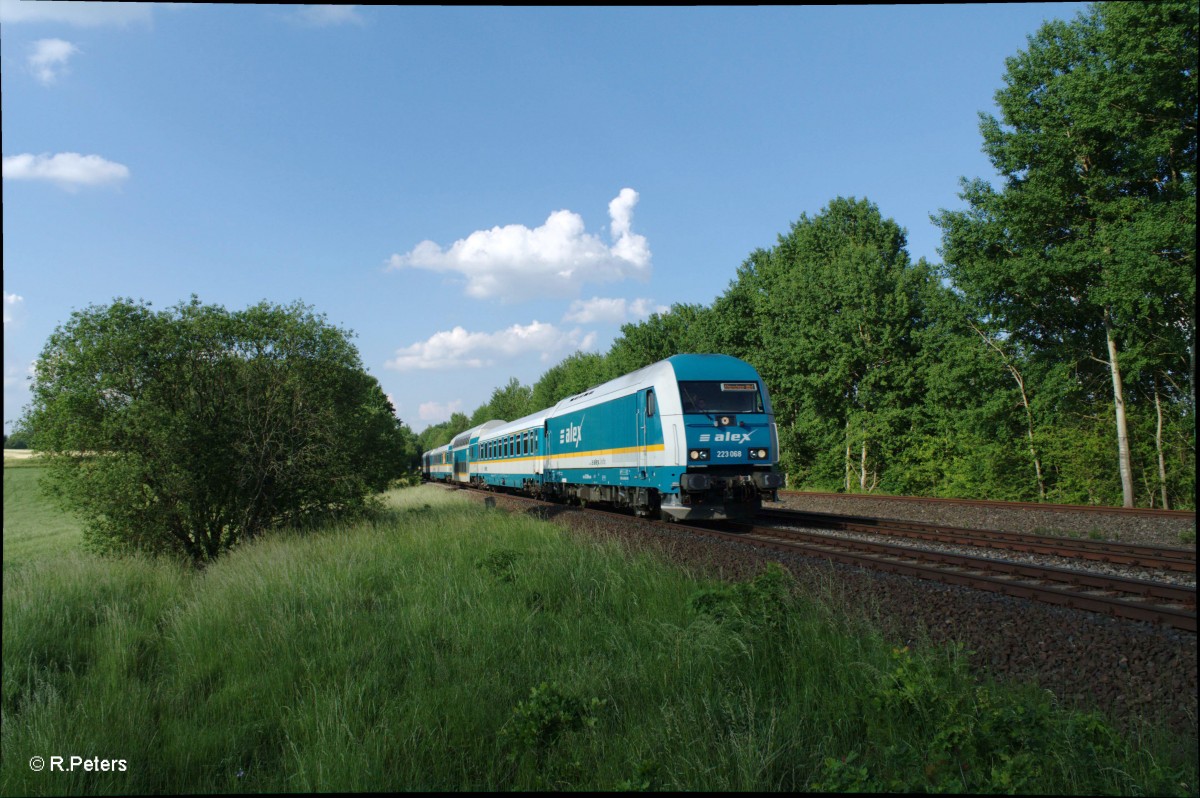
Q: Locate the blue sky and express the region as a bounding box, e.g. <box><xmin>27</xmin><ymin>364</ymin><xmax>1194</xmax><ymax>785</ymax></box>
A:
<box><xmin>2</xmin><ymin>1</ymin><xmax>1091</xmax><ymax>434</ymax></box>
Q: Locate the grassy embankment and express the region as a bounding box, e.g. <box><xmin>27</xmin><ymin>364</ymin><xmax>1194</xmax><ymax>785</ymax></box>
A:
<box><xmin>3</xmin><ymin>463</ymin><xmax>1196</xmax><ymax>794</ymax></box>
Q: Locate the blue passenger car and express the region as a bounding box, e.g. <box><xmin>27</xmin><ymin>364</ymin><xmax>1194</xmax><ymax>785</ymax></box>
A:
<box><xmin>472</xmin><ymin>409</ymin><xmax>555</xmax><ymax>492</ymax></box>
<box><xmin>423</xmin><ymin>443</ymin><xmax>453</xmax><ymax>482</ymax></box>
<box><xmin>449</xmin><ymin>420</ymin><xmax>505</xmax><ymax>485</ymax></box>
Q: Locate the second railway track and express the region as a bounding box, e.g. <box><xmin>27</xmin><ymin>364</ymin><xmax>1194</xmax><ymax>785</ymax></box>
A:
<box><xmin>756</xmin><ymin>507</ymin><xmax>1197</xmax><ymax>573</ymax></box>
<box><xmin>720</xmin><ymin>519</ymin><xmax>1196</xmax><ymax>633</ymax></box>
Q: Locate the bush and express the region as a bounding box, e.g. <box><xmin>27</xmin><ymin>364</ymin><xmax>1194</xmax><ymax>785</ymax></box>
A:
<box><xmin>23</xmin><ymin>296</ymin><xmax>417</xmax><ymax>563</ymax></box>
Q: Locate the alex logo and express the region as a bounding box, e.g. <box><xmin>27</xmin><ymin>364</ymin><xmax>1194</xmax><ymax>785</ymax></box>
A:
<box><xmin>559</xmin><ymin>422</ymin><xmax>584</xmax><ymax>448</ymax></box>
<box><xmin>698</xmin><ymin>431</ymin><xmax>753</xmax><ymax>444</ymax></box>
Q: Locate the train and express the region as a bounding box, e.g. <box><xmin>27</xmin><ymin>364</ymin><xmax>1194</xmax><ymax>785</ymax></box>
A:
<box><xmin>420</xmin><ymin>354</ymin><xmax>784</xmax><ymax>521</ymax></box>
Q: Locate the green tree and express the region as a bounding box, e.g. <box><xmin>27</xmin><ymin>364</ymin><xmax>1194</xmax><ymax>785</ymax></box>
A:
<box><xmin>23</xmin><ymin>297</ymin><xmax>414</xmax><ymax>563</ymax></box>
<box><xmin>529</xmin><ymin>352</ymin><xmax>613</xmax><ymax>411</ymax></box>
<box><xmin>935</xmin><ymin>1</ymin><xmax>1197</xmax><ymax>507</ymax></box>
<box><xmin>4</xmin><ymin>427</ymin><xmax>33</xmax><ymax>449</ymax></box>
<box><xmin>606</xmin><ymin>304</ymin><xmax>714</xmax><ymax>376</ymax></box>
<box><xmin>470</xmin><ymin>376</ymin><xmax>533</xmax><ymax>426</ymax></box>
<box><xmin>717</xmin><ymin>197</ymin><xmax>929</xmax><ymax>491</ymax></box>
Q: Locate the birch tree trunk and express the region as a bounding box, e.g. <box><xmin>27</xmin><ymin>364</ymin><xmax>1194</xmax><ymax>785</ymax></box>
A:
<box><xmin>1104</xmin><ymin>310</ymin><xmax>1135</xmax><ymax>508</ymax></box>
<box><xmin>844</xmin><ymin>417</ymin><xmax>852</xmax><ymax>493</ymax></box>
<box><xmin>969</xmin><ymin>322</ymin><xmax>1046</xmax><ymax>500</ymax></box>
<box><xmin>860</xmin><ymin>439</ymin><xmax>868</xmax><ymax>492</ymax></box>
<box><xmin>1154</xmin><ymin>375</ymin><xmax>1169</xmax><ymax>510</ymax></box>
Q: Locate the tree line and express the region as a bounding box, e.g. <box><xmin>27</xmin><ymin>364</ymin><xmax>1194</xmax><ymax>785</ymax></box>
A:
<box><xmin>420</xmin><ymin>2</ymin><xmax>1196</xmax><ymax>509</ymax></box>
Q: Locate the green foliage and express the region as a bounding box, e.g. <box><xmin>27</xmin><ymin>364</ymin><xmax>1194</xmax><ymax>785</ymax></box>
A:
<box><xmin>606</xmin><ymin>303</ymin><xmax>713</xmax><ymax>376</ymax></box>
<box><xmin>502</xmin><ymin>682</ymin><xmax>606</xmax><ymax>757</ymax></box>
<box><xmin>22</xmin><ymin>296</ymin><xmax>417</xmax><ymax>563</ymax></box>
<box><xmin>529</xmin><ymin>351</ymin><xmax>614</xmax><ymax>411</ymax></box>
<box><xmin>4</xmin><ymin>428</ymin><xmax>33</xmax><ymax>449</ymax></box>
<box><xmin>417</xmin><ymin>411</ymin><xmax>473</xmax><ymax>452</ymax></box>
<box><xmin>470</xmin><ymin>376</ymin><xmax>533</xmax><ymax>426</ymax></box>
<box><xmin>688</xmin><ymin>562</ymin><xmax>795</xmax><ymax>637</ymax></box>
<box><xmin>812</xmin><ymin>643</ymin><xmax>1155</xmax><ymax>794</ymax></box>
<box><xmin>935</xmin><ymin>0</ymin><xmax>1196</xmax><ymax>507</ymax></box>
<box><xmin>713</xmin><ymin>197</ymin><xmax>930</xmax><ymax>491</ymax></box>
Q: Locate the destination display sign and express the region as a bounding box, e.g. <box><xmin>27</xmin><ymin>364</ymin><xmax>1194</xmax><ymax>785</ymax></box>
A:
<box><xmin>720</xmin><ymin>382</ymin><xmax>757</xmax><ymax>391</ymax></box>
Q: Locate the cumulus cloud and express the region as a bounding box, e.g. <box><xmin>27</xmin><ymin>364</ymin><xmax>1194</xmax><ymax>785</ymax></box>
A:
<box><xmin>386</xmin><ymin>321</ymin><xmax>597</xmax><ymax>372</ymax></box>
<box><xmin>388</xmin><ymin>188</ymin><xmax>651</xmax><ymax>301</ymax></box>
<box><xmin>28</xmin><ymin>39</ymin><xmax>80</xmax><ymax>85</ymax></box>
<box><xmin>3</xmin><ymin>152</ymin><xmax>130</xmax><ymax>190</ymax></box>
<box><xmin>0</xmin><ymin>0</ymin><xmax>152</xmax><ymax>26</ymax></box>
<box><xmin>293</xmin><ymin>5</ymin><xmax>363</xmax><ymax>26</ymax></box>
<box><xmin>562</xmin><ymin>297</ymin><xmax>670</xmax><ymax>325</ymax></box>
<box><xmin>3</xmin><ymin>292</ymin><xmax>24</xmax><ymax>326</ymax></box>
<box><xmin>418</xmin><ymin>399</ymin><xmax>464</xmax><ymax>425</ymax></box>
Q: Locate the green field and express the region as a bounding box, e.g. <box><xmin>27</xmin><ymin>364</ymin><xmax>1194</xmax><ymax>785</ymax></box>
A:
<box><xmin>3</xmin><ymin>463</ymin><xmax>85</xmax><ymax>566</ymax></box>
<box><xmin>2</xmin><ymin>468</ymin><xmax>1195</xmax><ymax>794</ymax></box>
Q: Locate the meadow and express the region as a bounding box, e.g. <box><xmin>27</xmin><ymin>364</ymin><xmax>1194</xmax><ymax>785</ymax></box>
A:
<box><xmin>2</xmin><ymin>464</ymin><xmax>1196</xmax><ymax>794</ymax></box>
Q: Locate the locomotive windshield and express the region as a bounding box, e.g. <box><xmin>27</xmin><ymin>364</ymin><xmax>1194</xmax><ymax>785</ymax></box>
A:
<box><xmin>678</xmin><ymin>381</ymin><xmax>764</xmax><ymax>414</ymax></box>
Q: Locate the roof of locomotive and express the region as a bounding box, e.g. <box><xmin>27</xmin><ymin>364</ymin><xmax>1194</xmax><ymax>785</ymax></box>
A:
<box><xmin>551</xmin><ymin>354</ymin><xmax>766</xmax><ymax>416</ymax></box>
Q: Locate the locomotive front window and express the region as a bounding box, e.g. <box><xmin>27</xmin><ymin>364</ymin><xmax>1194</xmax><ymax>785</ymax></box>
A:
<box><xmin>678</xmin><ymin>381</ymin><xmax>764</xmax><ymax>414</ymax></box>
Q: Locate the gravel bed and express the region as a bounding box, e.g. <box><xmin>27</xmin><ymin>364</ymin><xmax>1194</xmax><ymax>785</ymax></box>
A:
<box><xmin>773</xmin><ymin>493</ymin><xmax>1197</xmax><ymax>549</ymax></box>
<box><xmin>457</xmin><ymin>487</ymin><xmax>1198</xmax><ymax>741</ymax></box>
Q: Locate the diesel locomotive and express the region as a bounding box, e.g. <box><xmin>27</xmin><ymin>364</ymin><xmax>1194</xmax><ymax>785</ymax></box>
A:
<box><xmin>421</xmin><ymin>354</ymin><xmax>783</xmax><ymax>521</ymax></box>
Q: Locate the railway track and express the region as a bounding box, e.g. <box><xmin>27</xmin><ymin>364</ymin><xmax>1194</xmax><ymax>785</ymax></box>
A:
<box><xmin>779</xmin><ymin>490</ymin><xmax>1197</xmax><ymax>520</ymax></box>
<box><xmin>757</xmin><ymin>507</ymin><xmax>1197</xmax><ymax>574</ymax></box>
<box><xmin>457</xmin><ymin>485</ymin><xmax>1196</xmax><ymax>633</ymax></box>
<box><xmin>719</xmin><ymin>520</ymin><xmax>1196</xmax><ymax>633</ymax></box>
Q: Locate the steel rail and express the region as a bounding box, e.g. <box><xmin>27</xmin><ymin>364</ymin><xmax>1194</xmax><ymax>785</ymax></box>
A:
<box><xmin>729</xmin><ymin>523</ymin><xmax>1196</xmax><ymax>606</ymax></box>
<box><xmin>758</xmin><ymin>508</ymin><xmax>1196</xmax><ymax>573</ymax></box>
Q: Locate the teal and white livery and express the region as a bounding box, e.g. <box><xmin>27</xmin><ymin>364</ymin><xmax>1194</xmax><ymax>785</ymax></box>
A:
<box><xmin>421</xmin><ymin>354</ymin><xmax>783</xmax><ymax>521</ymax></box>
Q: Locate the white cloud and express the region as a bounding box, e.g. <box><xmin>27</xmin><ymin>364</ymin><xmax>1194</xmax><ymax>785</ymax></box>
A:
<box><xmin>3</xmin><ymin>293</ymin><xmax>24</xmax><ymax>326</ymax></box>
<box><xmin>386</xmin><ymin>321</ymin><xmax>597</xmax><ymax>372</ymax></box>
<box><xmin>3</xmin><ymin>152</ymin><xmax>130</xmax><ymax>190</ymax></box>
<box><xmin>562</xmin><ymin>297</ymin><xmax>670</xmax><ymax>324</ymax></box>
<box><xmin>388</xmin><ymin>188</ymin><xmax>651</xmax><ymax>301</ymax></box>
<box><xmin>418</xmin><ymin>399</ymin><xmax>463</xmax><ymax>425</ymax></box>
<box><xmin>28</xmin><ymin>39</ymin><xmax>80</xmax><ymax>85</ymax></box>
<box><xmin>0</xmin><ymin>0</ymin><xmax>152</xmax><ymax>26</ymax></box>
<box><xmin>293</xmin><ymin>5</ymin><xmax>363</xmax><ymax>26</ymax></box>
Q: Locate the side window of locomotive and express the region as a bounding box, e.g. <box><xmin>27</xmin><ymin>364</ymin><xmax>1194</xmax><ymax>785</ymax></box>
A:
<box><xmin>647</xmin><ymin>389</ymin><xmax>656</xmax><ymax>417</ymax></box>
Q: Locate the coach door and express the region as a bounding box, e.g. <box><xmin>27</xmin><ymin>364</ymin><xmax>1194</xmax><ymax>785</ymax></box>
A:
<box><xmin>636</xmin><ymin>388</ymin><xmax>654</xmax><ymax>478</ymax></box>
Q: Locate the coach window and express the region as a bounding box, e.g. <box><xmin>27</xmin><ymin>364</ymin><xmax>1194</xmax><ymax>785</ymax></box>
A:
<box><xmin>647</xmin><ymin>389</ymin><xmax>656</xmax><ymax>417</ymax></box>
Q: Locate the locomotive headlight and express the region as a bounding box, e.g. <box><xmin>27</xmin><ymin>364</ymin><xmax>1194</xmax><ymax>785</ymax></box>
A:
<box><xmin>689</xmin><ymin>448</ymin><xmax>710</xmax><ymax>461</ymax></box>
<box><xmin>748</xmin><ymin>447</ymin><xmax>769</xmax><ymax>460</ymax></box>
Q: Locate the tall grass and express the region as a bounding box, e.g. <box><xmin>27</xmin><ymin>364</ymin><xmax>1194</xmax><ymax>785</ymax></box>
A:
<box><xmin>2</xmin><ymin>482</ymin><xmax>1195</xmax><ymax>794</ymax></box>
